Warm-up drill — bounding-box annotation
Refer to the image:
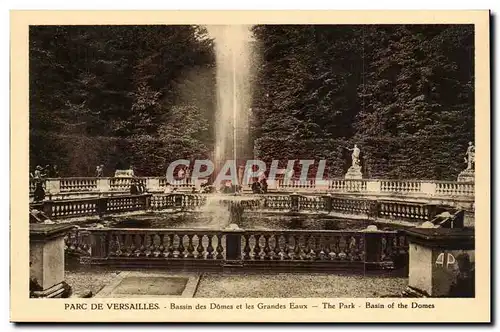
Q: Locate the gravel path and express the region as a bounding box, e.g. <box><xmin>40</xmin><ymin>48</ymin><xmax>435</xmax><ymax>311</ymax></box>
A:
<box><xmin>65</xmin><ymin>269</ymin><xmax>122</xmax><ymax>297</ymax></box>
<box><xmin>65</xmin><ymin>268</ymin><xmax>407</xmax><ymax>298</ymax></box>
<box><xmin>195</xmin><ymin>273</ymin><xmax>408</xmax><ymax>298</ymax></box>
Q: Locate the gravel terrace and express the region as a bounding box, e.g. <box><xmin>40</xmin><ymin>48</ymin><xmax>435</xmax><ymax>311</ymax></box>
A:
<box><xmin>65</xmin><ymin>268</ymin><xmax>408</xmax><ymax>298</ymax></box>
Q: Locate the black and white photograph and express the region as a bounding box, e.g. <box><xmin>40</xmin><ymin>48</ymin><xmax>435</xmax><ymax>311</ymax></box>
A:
<box><xmin>10</xmin><ymin>10</ymin><xmax>490</xmax><ymax>323</ymax></box>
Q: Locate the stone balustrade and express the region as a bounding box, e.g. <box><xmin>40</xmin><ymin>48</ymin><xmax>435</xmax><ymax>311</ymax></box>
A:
<box><xmin>435</xmin><ymin>181</ymin><xmax>475</xmax><ymax>196</ymax></box>
<box><xmin>65</xmin><ymin>226</ymin><xmax>409</xmax><ymax>272</ymax></box>
<box><xmin>329</xmin><ymin>179</ymin><xmax>368</xmax><ymax>192</ymax></box>
<box><xmin>59</xmin><ymin>177</ymin><xmax>98</xmax><ymax>192</ymax></box>
<box><xmin>380</xmin><ymin>180</ymin><xmax>422</xmax><ymax>194</ymax></box>
<box><xmin>30</xmin><ymin>177</ymin><xmax>475</xmax><ymax>201</ymax></box>
<box><xmin>377</xmin><ymin>200</ymin><xmax>435</xmax><ymax>221</ymax></box>
<box><xmin>34</xmin><ymin>193</ymin><xmax>452</xmax><ymax>225</ymax></box>
<box><xmin>34</xmin><ymin>194</ymin><xmax>151</xmax><ymax>220</ymax></box>
<box><xmin>150</xmin><ymin>194</ymin><xmax>207</xmax><ymax>210</ymax></box>
<box><xmin>276</xmin><ymin>178</ymin><xmax>316</xmax><ymax>190</ymax></box>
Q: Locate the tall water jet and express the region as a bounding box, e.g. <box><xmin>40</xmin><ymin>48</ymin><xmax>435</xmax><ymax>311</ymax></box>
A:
<box><xmin>207</xmin><ymin>25</ymin><xmax>253</xmax><ymax>186</ymax></box>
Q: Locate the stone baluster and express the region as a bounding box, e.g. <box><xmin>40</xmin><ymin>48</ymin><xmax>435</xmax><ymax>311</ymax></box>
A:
<box><xmin>282</xmin><ymin>234</ymin><xmax>291</xmax><ymax>260</ymax></box>
<box><xmin>192</xmin><ymin>234</ymin><xmax>203</xmax><ymax>259</ymax></box>
<box><xmin>205</xmin><ymin>235</ymin><xmax>214</xmax><ymax>259</ymax></box>
<box><xmin>215</xmin><ymin>234</ymin><xmax>224</xmax><ymax>259</ymax></box>
<box><xmin>253</xmin><ymin>235</ymin><xmax>262</xmax><ymax>259</ymax></box>
<box><xmin>262</xmin><ymin>234</ymin><xmax>271</xmax><ymax>260</ymax></box>
<box><xmin>186</xmin><ymin>234</ymin><xmax>195</xmax><ymax>258</ymax></box>
<box><xmin>272</xmin><ymin>234</ymin><xmax>281</xmax><ymax>259</ymax></box>
<box><xmin>242</xmin><ymin>234</ymin><xmax>251</xmax><ymax>260</ymax></box>
<box><xmin>166</xmin><ymin>234</ymin><xmax>174</xmax><ymax>258</ymax></box>
<box><xmin>176</xmin><ymin>234</ymin><xmax>185</xmax><ymax>258</ymax></box>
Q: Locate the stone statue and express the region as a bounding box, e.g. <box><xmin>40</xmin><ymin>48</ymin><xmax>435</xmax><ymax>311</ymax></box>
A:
<box><xmin>457</xmin><ymin>141</ymin><xmax>475</xmax><ymax>182</ymax></box>
<box><xmin>348</xmin><ymin>144</ymin><xmax>361</xmax><ymax>167</ymax></box>
<box><xmin>344</xmin><ymin>144</ymin><xmax>363</xmax><ymax>179</ymax></box>
<box><xmin>465</xmin><ymin>141</ymin><xmax>475</xmax><ymax>170</ymax></box>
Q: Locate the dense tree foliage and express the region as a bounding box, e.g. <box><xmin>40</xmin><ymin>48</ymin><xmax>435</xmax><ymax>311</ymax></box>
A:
<box><xmin>30</xmin><ymin>25</ymin><xmax>474</xmax><ymax>179</ymax></box>
<box><xmin>251</xmin><ymin>24</ymin><xmax>474</xmax><ymax>179</ymax></box>
<box><xmin>30</xmin><ymin>25</ymin><xmax>215</xmax><ymax>175</ymax></box>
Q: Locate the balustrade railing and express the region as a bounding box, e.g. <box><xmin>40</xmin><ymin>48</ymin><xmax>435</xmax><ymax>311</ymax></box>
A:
<box><xmin>60</xmin><ymin>178</ymin><xmax>98</xmax><ymax>192</ymax></box>
<box><xmin>109</xmin><ymin>177</ymin><xmax>132</xmax><ymax>191</ymax></box>
<box><xmin>380</xmin><ymin>180</ymin><xmax>422</xmax><ymax>194</ymax></box>
<box><xmin>329</xmin><ymin>179</ymin><xmax>368</xmax><ymax>192</ymax></box>
<box><xmin>159</xmin><ymin>178</ymin><xmax>194</xmax><ymax>190</ymax></box>
<box><xmin>30</xmin><ymin>177</ymin><xmax>475</xmax><ymax>201</ymax></box>
<box><xmin>107</xmin><ymin>229</ymin><xmax>225</xmax><ymax>261</ymax></box>
<box><xmin>377</xmin><ymin>200</ymin><xmax>433</xmax><ymax>221</ymax></box>
<box><xmin>32</xmin><ymin>192</ymin><xmax>452</xmax><ymax>225</ymax></box>
<box><xmin>297</xmin><ymin>195</ymin><xmax>326</xmax><ymax>211</ymax></box>
<box><xmin>241</xmin><ymin>230</ymin><xmax>365</xmax><ymax>262</ymax></box>
<box><xmin>263</xmin><ymin>195</ymin><xmax>292</xmax><ymax>210</ymax></box>
<box><xmin>330</xmin><ymin>197</ymin><xmax>376</xmax><ymax>216</ymax></box>
<box><xmin>65</xmin><ymin>228</ymin><xmax>92</xmax><ymax>256</ymax></box>
<box><xmin>36</xmin><ymin>194</ymin><xmax>151</xmax><ymax>220</ymax></box>
<box><xmin>66</xmin><ymin>227</ymin><xmax>409</xmax><ymax>272</ymax></box>
<box><xmin>435</xmin><ymin>181</ymin><xmax>475</xmax><ymax>196</ymax></box>
<box><xmin>150</xmin><ymin>194</ymin><xmax>206</xmax><ymax>210</ymax></box>
<box><xmin>276</xmin><ymin>178</ymin><xmax>316</xmax><ymax>190</ymax></box>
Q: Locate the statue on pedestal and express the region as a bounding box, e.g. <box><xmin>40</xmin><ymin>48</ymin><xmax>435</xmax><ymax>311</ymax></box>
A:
<box><xmin>458</xmin><ymin>141</ymin><xmax>475</xmax><ymax>182</ymax></box>
<box><xmin>465</xmin><ymin>141</ymin><xmax>475</xmax><ymax>170</ymax></box>
<box><xmin>349</xmin><ymin>144</ymin><xmax>361</xmax><ymax>167</ymax></box>
<box><xmin>344</xmin><ymin>144</ymin><xmax>363</xmax><ymax>179</ymax></box>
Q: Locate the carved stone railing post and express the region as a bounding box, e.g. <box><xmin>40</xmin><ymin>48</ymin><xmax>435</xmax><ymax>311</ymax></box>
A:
<box><xmin>42</xmin><ymin>201</ymin><xmax>54</xmax><ymax>219</ymax></box>
<box><xmin>322</xmin><ymin>194</ymin><xmax>332</xmax><ymax>213</ymax></box>
<box><xmin>97</xmin><ymin>178</ymin><xmax>110</xmax><ymax>193</ymax></box>
<box><xmin>366</xmin><ymin>180</ymin><xmax>381</xmax><ymax>193</ymax></box>
<box><xmin>290</xmin><ymin>193</ymin><xmax>300</xmax><ymax>212</ymax></box>
<box><xmin>146</xmin><ymin>177</ymin><xmax>160</xmax><ymax>192</ymax></box>
<box><xmin>143</xmin><ymin>194</ymin><xmax>151</xmax><ymax>210</ymax></box>
<box><xmin>363</xmin><ymin>225</ymin><xmax>384</xmax><ymax>271</ymax></box>
<box><xmin>224</xmin><ymin>224</ymin><xmax>243</xmax><ymax>266</ymax></box>
<box><xmin>96</xmin><ymin>197</ymin><xmax>108</xmax><ymax>217</ymax></box>
<box><xmin>30</xmin><ymin>223</ymin><xmax>74</xmax><ymax>298</ymax></box>
<box><xmin>426</xmin><ymin>204</ymin><xmax>438</xmax><ymax>221</ymax></box>
<box><xmin>173</xmin><ymin>193</ymin><xmax>183</xmax><ymax>208</ymax></box>
<box><xmin>45</xmin><ymin>179</ymin><xmax>61</xmax><ymax>195</ymax></box>
<box><xmin>89</xmin><ymin>229</ymin><xmax>109</xmax><ymax>260</ymax></box>
<box><xmin>421</xmin><ymin>181</ymin><xmax>437</xmax><ymax>196</ymax></box>
<box><xmin>368</xmin><ymin>200</ymin><xmax>379</xmax><ymax>220</ymax></box>
<box><xmin>403</xmin><ymin>227</ymin><xmax>474</xmax><ymax>297</ymax></box>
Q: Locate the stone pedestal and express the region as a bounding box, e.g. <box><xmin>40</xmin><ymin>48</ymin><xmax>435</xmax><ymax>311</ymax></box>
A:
<box><xmin>457</xmin><ymin>169</ymin><xmax>475</xmax><ymax>182</ymax></box>
<box><xmin>314</xmin><ymin>179</ymin><xmax>330</xmax><ymax>191</ymax></box>
<box><xmin>223</xmin><ymin>224</ymin><xmax>243</xmax><ymax>269</ymax></box>
<box><xmin>362</xmin><ymin>225</ymin><xmax>394</xmax><ymax>271</ymax></box>
<box><xmin>345</xmin><ymin>165</ymin><xmax>363</xmax><ymax>179</ymax></box>
<box><xmin>290</xmin><ymin>193</ymin><xmax>300</xmax><ymax>212</ymax></box>
<box><xmin>97</xmin><ymin>178</ymin><xmax>110</xmax><ymax>192</ymax></box>
<box><xmin>45</xmin><ymin>179</ymin><xmax>61</xmax><ymax>195</ymax></box>
<box><xmin>146</xmin><ymin>177</ymin><xmax>160</xmax><ymax>192</ymax></box>
<box><xmin>30</xmin><ymin>223</ymin><xmax>74</xmax><ymax>298</ymax></box>
<box><xmin>403</xmin><ymin>227</ymin><xmax>474</xmax><ymax>297</ymax></box>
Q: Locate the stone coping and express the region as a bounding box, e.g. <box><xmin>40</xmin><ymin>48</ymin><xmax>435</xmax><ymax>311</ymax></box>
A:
<box><xmin>29</xmin><ymin>223</ymin><xmax>76</xmax><ymax>241</ymax></box>
<box><xmin>405</xmin><ymin>227</ymin><xmax>474</xmax><ymax>249</ymax></box>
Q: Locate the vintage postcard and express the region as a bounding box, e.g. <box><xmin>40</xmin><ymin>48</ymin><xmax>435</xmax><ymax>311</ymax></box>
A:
<box><xmin>10</xmin><ymin>10</ymin><xmax>490</xmax><ymax>323</ymax></box>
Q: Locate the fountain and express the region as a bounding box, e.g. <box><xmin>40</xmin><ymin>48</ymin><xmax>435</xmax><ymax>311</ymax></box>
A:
<box><xmin>201</xmin><ymin>25</ymin><xmax>260</xmax><ymax>227</ymax></box>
